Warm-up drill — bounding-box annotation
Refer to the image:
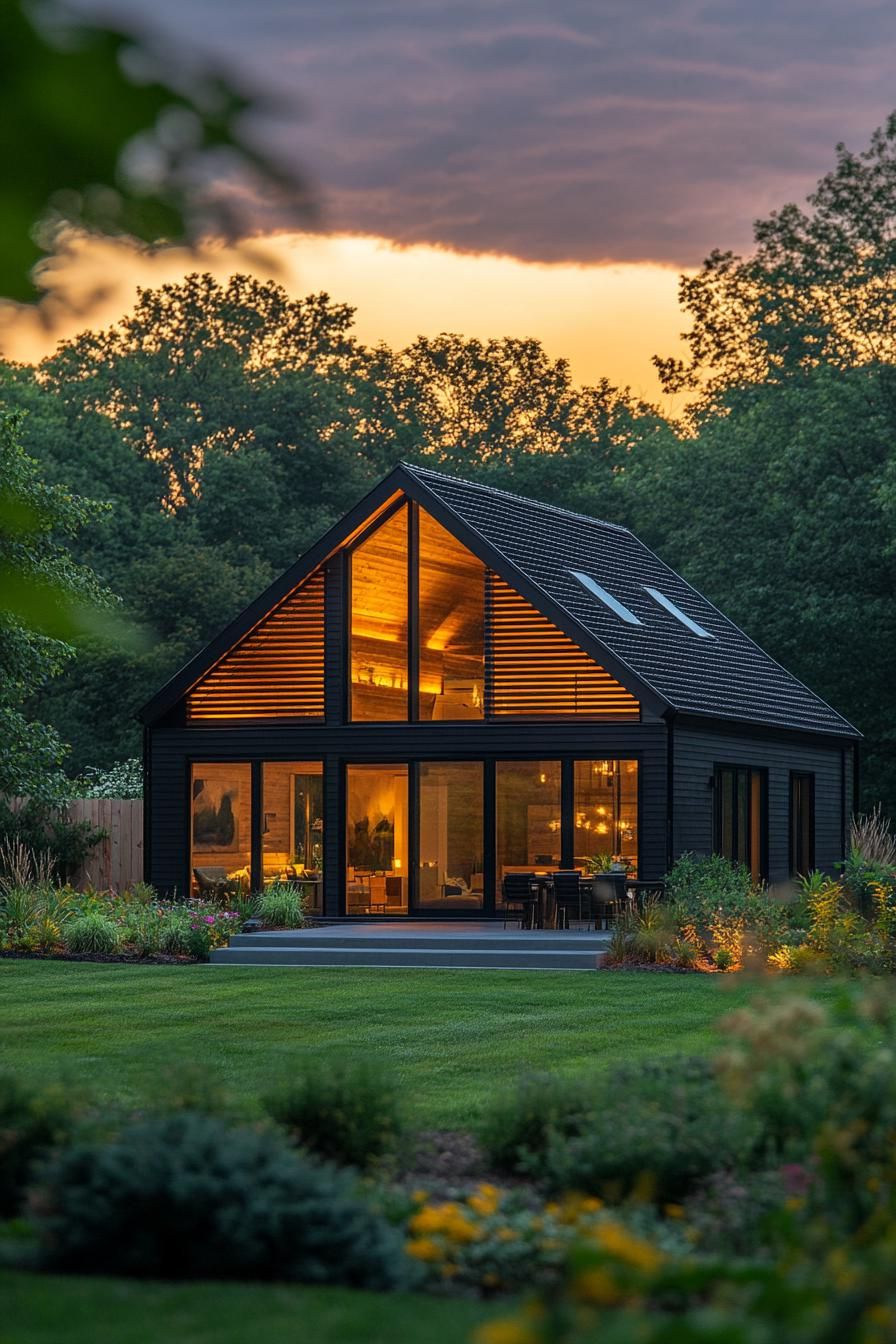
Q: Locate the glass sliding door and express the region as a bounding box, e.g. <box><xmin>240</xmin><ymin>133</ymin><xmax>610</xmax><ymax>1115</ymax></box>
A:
<box><xmin>495</xmin><ymin>761</ymin><xmax>562</xmax><ymax>901</ymax></box>
<box><xmin>190</xmin><ymin>762</ymin><xmax>252</xmax><ymax>897</ymax></box>
<box><xmin>573</xmin><ymin>759</ymin><xmax>639</xmax><ymax>875</ymax></box>
<box><xmin>417</xmin><ymin>762</ymin><xmax>484</xmax><ymax>910</ymax></box>
<box><xmin>262</xmin><ymin>761</ymin><xmax>324</xmax><ymax>913</ymax></box>
<box><xmin>346</xmin><ymin>764</ymin><xmax>408</xmax><ymax>914</ymax></box>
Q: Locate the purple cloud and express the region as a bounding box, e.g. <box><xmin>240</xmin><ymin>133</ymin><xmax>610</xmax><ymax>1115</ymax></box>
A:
<box><xmin>79</xmin><ymin>0</ymin><xmax>896</xmax><ymax>265</ymax></box>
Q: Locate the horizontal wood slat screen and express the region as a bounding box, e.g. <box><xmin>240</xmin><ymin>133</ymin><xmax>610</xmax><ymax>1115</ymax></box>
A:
<box><xmin>486</xmin><ymin>574</ymin><xmax>640</xmax><ymax>718</ymax></box>
<box><xmin>187</xmin><ymin>570</ymin><xmax>325</xmax><ymax>720</ymax></box>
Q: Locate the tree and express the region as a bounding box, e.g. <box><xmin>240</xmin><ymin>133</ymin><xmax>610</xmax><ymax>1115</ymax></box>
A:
<box><xmin>0</xmin><ymin>413</ymin><xmax>113</xmax><ymax>801</ymax></box>
<box><xmin>657</xmin><ymin>113</ymin><xmax>896</xmax><ymax>416</ymax></box>
<box><xmin>0</xmin><ymin>0</ymin><xmax>310</xmax><ymax>303</ymax></box>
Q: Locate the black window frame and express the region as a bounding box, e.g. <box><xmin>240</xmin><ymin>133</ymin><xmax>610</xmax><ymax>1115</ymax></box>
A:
<box><xmin>789</xmin><ymin>771</ymin><xmax>815</xmax><ymax>878</ymax></box>
<box><xmin>713</xmin><ymin>763</ymin><xmax>768</xmax><ymax>883</ymax></box>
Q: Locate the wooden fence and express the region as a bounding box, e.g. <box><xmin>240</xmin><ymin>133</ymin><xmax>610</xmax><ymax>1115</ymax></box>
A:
<box><xmin>67</xmin><ymin>798</ymin><xmax>144</xmax><ymax>891</ymax></box>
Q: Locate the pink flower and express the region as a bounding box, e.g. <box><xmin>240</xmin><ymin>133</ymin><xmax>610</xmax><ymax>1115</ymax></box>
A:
<box><xmin>204</xmin><ymin>916</ymin><xmax>215</xmax><ymax>924</ymax></box>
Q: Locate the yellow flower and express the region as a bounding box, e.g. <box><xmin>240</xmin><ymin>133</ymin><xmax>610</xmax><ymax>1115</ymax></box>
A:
<box><xmin>468</xmin><ymin>1182</ymin><xmax>502</xmax><ymax>1215</ymax></box>
<box><xmin>592</xmin><ymin>1221</ymin><xmax>664</xmax><ymax>1273</ymax></box>
<box><xmin>663</xmin><ymin>1203</ymin><xmax>685</xmax><ymax>1219</ymax></box>
<box><xmin>410</xmin><ymin>1188</ymin><xmax>428</xmax><ymax>1204</ymax></box>
<box><xmin>406</xmin><ymin>1237</ymin><xmax>442</xmax><ymax>1262</ymax></box>
<box><xmin>497</xmin><ymin>1226</ymin><xmax>517</xmax><ymax>1242</ymax></box>
<box><xmin>473</xmin><ymin>1319</ymin><xmax>537</xmax><ymax>1344</ymax></box>
<box><xmin>574</xmin><ymin>1266</ymin><xmax>621</xmax><ymax>1305</ymax></box>
<box><xmin>580</xmin><ymin>1196</ymin><xmax>603</xmax><ymax>1214</ymax></box>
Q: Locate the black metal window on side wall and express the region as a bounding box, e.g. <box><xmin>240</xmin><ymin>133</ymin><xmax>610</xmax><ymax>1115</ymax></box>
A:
<box><xmin>713</xmin><ymin>765</ymin><xmax>767</xmax><ymax>883</ymax></box>
<box><xmin>789</xmin><ymin>772</ymin><xmax>815</xmax><ymax>878</ymax></box>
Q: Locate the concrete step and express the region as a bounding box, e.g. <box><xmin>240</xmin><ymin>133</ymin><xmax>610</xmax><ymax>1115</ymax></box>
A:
<box><xmin>209</xmin><ymin>944</ymin><xmax>604</xmax><ymax>970</ymax></box>
<box><xmin>225</xmin><ymin>931</ymin><xmax>609</xmax><ymax>952</ymax></box>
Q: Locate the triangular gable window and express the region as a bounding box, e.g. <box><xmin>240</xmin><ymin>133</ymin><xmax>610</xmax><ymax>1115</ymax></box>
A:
<box><xmin>348</xmin><ymin>501</ymin><xmax>639</xmax><ymax>721</ymax></box>
<box><xmin>186</xmin><ymin>569</ymin><xmax>325</xmax><ymax>720</ymax></box>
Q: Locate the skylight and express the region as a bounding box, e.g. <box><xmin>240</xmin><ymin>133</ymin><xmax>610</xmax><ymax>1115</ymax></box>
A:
<box><xmin>569</xmin><ymin>570</ymin><xmax>642</xmax><ymax>626</ymax></box>
<box><xmin>644</xmin><ymin>587</ymin><xmax>714</xmax><ymax>639</ymax></box>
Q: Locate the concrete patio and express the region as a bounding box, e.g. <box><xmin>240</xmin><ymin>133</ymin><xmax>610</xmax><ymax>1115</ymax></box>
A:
<box><xmin>210</xmin><ymin>921</ymin><xmax>612</xmax><ymax>970</ymax></box>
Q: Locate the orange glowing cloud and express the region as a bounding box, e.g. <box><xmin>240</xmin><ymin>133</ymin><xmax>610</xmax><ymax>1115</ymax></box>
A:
<box><xmin>0</xmin><ymin>232</ymin><xmax>691</xmax><ymax>408</ymax></box>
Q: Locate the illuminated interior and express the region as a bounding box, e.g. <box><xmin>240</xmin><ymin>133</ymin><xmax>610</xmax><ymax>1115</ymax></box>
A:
<box><xmin>573</xmin><ymin>759</ymin><xmax>639</xmax><ymax>875</ymax></box>
<box><xmin>190</xmin><ymin>762</ymin><xmax>252</xmax><ymax>896</ymax></box>
<box><xmin>262</xmin><ymin>761</ymin><xmax>324</xmax><ymax>912</ymax></box>
<box><xmin>346</xmin><ymin>764</ymin><xmax>409</xmax><ymax>913</ymax></box>
<box><xmin>496</xmin><ymin>760</ymin><xmax>562</xmax><ymax>888</ymax></box>
<box><xmin>418</xmin><ymin>510</ymin><xmax>485</xmax><ymax>720</ymax></box>
<box><xmin>350</xmin><ymin>506</ymin><xmax>409</xmax><ymax>720</ymax></box>
<box><xmin>418</xmin><ymin>761</ymin><xmax>484</xmax><ymax>908</ymax></box>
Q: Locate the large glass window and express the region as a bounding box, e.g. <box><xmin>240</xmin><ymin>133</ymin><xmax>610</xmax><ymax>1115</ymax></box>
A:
<box><xmin>418</xmin><ymin>510</ymin><xmax>485</xmax><ymax>720</ymax></box>
<box><xmin>573</xmin><ymin>759</ymin><xmax>639</xmax><ymax>874</ymax></box>
<box><xmin>350</xmin><ymin>507</ymin><xmax>409</xmax><ymax>721</ymax></box>
<box><xmin>262</xmin><ymin>761</ymin><xmax>324</xmax><ymax>913</ymax></box>
<box><xmin>346</xmin><ymin>764</ymin><xmax>408</xmax><ymax>914</ymax></box>
<box><xmin>495</xmin><ymin>761</ymin><xmax>562</xmax><ymax>887</ymax></box>
<box><xmin>714</xmin><ymin>765</ymin><xmax>766</xmax><ymax>883</ymax></box>
<box><xmin>789</xmin><ymin>772</ymin><xmax>815</xmax><ymax>878</ymax></box>
<box><xmin>418</xmin><ymin>762</ymin><xmax>484</xmax><ymax>909</ymax></box>
<box><xmin>190</xmin><ymin>763</ymin><xmax>252</xmax><ymax>898</ymax></box>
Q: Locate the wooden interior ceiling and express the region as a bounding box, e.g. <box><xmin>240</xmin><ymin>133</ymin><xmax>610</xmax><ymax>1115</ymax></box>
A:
<box><xmin>187</xmin><ymin>570</ymin><xmax>325</xmax><ymax>720</ymax></box>
<box><xmin>487</xmin><ymin>575</ymin><xmax>640</xmax><ymax>718</ymax></box>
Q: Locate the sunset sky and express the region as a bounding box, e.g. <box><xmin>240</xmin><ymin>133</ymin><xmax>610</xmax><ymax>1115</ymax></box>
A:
<box><xmin>6</xmin><ymin>0</ymin><xmax>896</xmax><ymax>404</ymax></box>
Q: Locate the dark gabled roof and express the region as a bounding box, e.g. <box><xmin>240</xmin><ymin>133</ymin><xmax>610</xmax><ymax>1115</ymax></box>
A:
<box><xmin>140</xmin><ymin>461</ymin><xmax>860</xmax><ymax>739</ymax></box>
<box><xmin>400</xmin><ymin>463</ymin><xmax>860</xmax><ymax>739</ymax></box>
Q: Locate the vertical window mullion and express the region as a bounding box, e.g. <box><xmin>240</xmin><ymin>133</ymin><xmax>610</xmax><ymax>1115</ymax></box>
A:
<box><xmin>408</xmin><ymin>502</ymin><xmax>419</xmax><ymax>723</ymax></box>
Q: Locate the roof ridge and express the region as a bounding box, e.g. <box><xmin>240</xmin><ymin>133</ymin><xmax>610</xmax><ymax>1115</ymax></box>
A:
<box><xmin>400</xmin><ymin>461</ymin><xmax>632</xmax><ymax>534</ymax></box>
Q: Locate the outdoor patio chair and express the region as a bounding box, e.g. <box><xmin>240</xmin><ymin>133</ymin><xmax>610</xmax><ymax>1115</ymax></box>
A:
<box><xmin>501</xmin><ymin>873</ymin><xmax>538</xmax><ymax>929</ymax></box>
<box><xmin>552</xmin><ymin>870</ymin><xmax>588</xmax><ymax>929</ymax></box>
<box><xmin>592</xmin><ymin>874</ymin><xmax>625</xmax><ymax>929</ymax></box>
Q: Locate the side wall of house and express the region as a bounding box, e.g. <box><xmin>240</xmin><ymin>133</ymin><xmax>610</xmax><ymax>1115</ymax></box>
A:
<box><xmin>672</xmin><ymin>716</ymin><xmax>854</xmax><ymax>884</ymax></box>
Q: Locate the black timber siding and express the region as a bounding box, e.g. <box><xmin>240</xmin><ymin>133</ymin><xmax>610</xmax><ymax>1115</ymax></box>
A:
<box><xmin>671</xmin><ymin>717</ymin><xmax>852</xmax><ymax>884</ymax></box>
<box><xmin>146</xmin><ymin>718</ymin><xmax>669</xmax><ymax>904</ymax></box>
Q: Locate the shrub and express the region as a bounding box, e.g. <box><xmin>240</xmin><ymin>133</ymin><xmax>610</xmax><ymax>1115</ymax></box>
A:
<box><xmin>541</xmin><ymin>1056</ymin><xmax>759</xmax><ymax>1203</ymax></box>
<box><xmin>257</xmin><ymin>882</ymin><xmax>305</xmax><ymax>928</ymax></box>
<box><xmin>478</xmin><ymin>1072</ymin><xmax>596</xmax><ymax>1174</ymax></box>
<box><xmin>0</xmin><ymin>1072</ymin><xmax>72</xmax><ymax>1217</ymax></box>
<box><xmin>405</xmin><ymin>1186</ymin><xmax>685</xmax><ymax>1295</ymax></box>
<box><xmin>156</xmin><ymin>907</ymin><xmax>194</xmax><ymax>955</ymax></box>
<box><xmin>602</xmin><ymin>904</ymin><xmax>700</xmax><ymax>970</ymax></box>
<box><xmin>62</xmin><ymin>913</ymin><xmax>121</xmax><ymax>956</ymax></box>
<box><xmin>266</xmin><ymin>1058</ymin><xmax>405</xmax><ymax>1169</ymax></box>
<box><xmin>75</xmin><ymin>759</ymin><xmax>143</xmax><ymax>799</ymax></box>
<box><xmin>119</xmin><ymin>904</ymin><xmax>161</xmax><ymax>956</ymax></box>
<box><xmin>0</xmin><ymin>799</ymin><xmax>104</xmax><ymax>885</ymax></box>
<box><xmin>32</xmin><ymin>1111</ymin><xmax>413</xmax><ymax>1289</ymax></box>
<box><xmin>666</xmin><ymin>852</ymin><xmax>755</xmax><ymax>924</ymax></box>
<box><xmin>842</xmin><ymin>844</ymin><xmax>894</xmax><ymax>918</ymax></box>
<box><xmin>62</xmin><ymin>913</ymin><xmax>121</xmax><ymax>955</ymax></box>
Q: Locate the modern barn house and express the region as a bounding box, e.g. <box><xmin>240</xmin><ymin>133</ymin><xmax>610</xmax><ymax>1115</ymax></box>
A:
<box><xmin>140</xmin><ymin>464</ymin><xmax>860</xmax><ymax>917</ymax></box>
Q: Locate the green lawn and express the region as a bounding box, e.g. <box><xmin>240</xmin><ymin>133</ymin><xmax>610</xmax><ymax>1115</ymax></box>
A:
<box><xmin>0</xmin><ymin>961</ymin><xmax>827</xmax><ymax>1124</ymax></box>
<box><xmin>2</xmin><ymin>1270</ymin><xmax>503</xmax><ymax>1343</ymax></box>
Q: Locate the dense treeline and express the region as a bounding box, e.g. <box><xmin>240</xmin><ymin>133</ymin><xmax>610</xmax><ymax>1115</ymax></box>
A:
<box><xmin>3</xmin><ymin>117</ymin><xmax>896</xmax><ymax>812</ymax></box>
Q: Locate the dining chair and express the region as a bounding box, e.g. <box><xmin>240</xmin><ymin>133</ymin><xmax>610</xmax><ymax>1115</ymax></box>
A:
<box><xmin>501</xmin><ymin>873</ymin><xmax>538</xmax><ymax>929</ymax></box>
<box><xmin>592</xmin><ymin>874</ymin><xmax>624</xmax><ymax>930</ymax></box>
<box><xmin>552</xmin><ymin>870</ymin><xmax>586</xmax><ymax>929</ymax></box>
